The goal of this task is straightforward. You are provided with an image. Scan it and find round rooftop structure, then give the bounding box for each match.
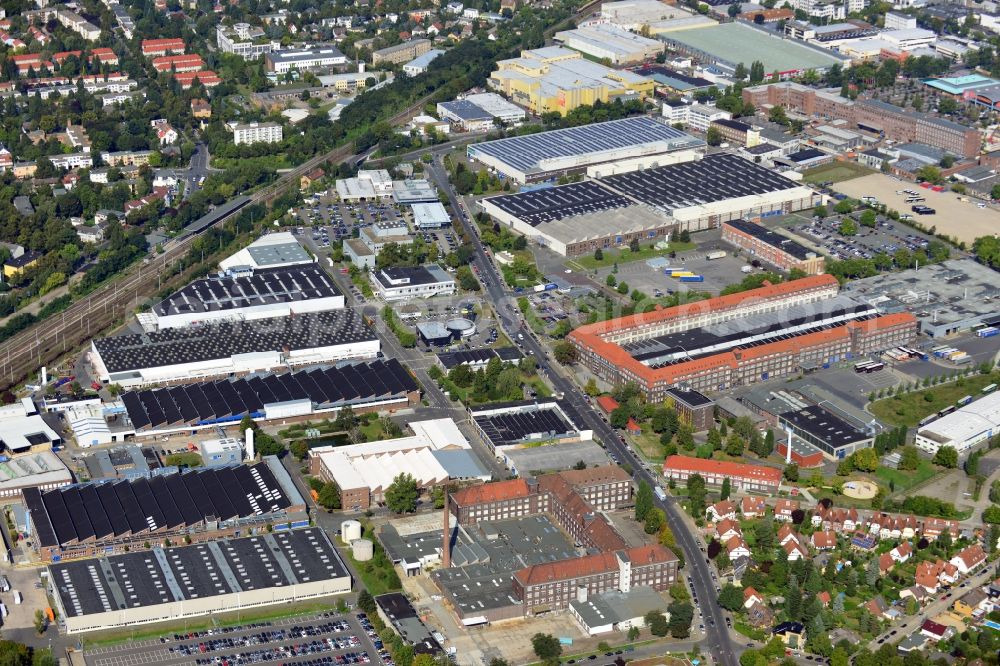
[446,318,476,338]
[341,519,362,544]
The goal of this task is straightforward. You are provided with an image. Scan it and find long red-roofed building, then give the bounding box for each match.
[152,54,204,73]
[173,70,221,88]
[568,275,916,399]
[663,455,782,494]
[142,38,186,56]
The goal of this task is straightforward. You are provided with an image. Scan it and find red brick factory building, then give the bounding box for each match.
[568,274,917,400]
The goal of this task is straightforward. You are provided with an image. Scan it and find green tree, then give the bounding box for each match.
[899,445,920,471]
[627,626,640,641]
[531,634,562,664]
[717,584,743,611]
[358,589,376,615]
[720,477,731,500]
[839,218,858,236]
[667,601,694,637]
[706,126,723,146]
[933,445,958,468]
[646,609,670,636]
[553,341,578,365]
[784,463,799,482]
[982,504,1000,524]
[593,247,603,261]
[687,473,707,517]
[644,508,665,534]
[860,209,877,227]
[814,205,828,218]
[318,481,341,511]
[385,473,419,514]
[33,609,47,634]
[850,448,879,472]
[635,480,654,522]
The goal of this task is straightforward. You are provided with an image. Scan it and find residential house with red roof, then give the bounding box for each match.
[726,536,751,561]
[890,542,912,563]
[811,531,837,550]
[950,544,986,575]
[708,500,737,523]
[715,519,742,543]
[811,506,858,532]
[743,587,764,609]
[783,539,808,561]
[878,552,895,575]
[741,496,767,519]
[774,499,800,522]
[817,591,831,607]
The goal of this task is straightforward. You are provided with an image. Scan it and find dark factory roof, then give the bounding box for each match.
[483,181,631,227]
[473,403,579,447]
[49,528,348,617]
[781,405,869,448]
[724,219,815,261]
[152,265,341,319]
[119,358,417,431]
[601,153,803,211]
[24,460,295,549]
[94,309,375,373]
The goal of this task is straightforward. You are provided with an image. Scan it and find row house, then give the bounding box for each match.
[866,512,918,540]
[142,38,186,57]
[950,544,986,576]
[914,559,959,593]
[811,506,859,532]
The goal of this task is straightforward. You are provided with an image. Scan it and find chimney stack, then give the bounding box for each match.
[442,492,451,569]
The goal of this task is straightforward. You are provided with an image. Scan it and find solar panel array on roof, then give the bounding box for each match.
[475,406,577,447]
[602,153,801,211]
[94,309,375,374]
[120,358,416,431]
[623,298,877,367]
[781,405,868,448]
[436,347,525,370]
[24,461,294,549]
[153,265,341,318]
[484,182,631,227]
[49,527,348,618]
[469,117,703,175]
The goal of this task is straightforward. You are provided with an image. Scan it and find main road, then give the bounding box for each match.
[427,156,740,666]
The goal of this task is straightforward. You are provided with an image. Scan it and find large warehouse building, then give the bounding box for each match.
[25,456,306,561]
[470,398,593,455]
[119,358,419,436]
[479,153,823,257]
[467,116,703,184]
[51,527,351,633]
[91,309,379,387]
[308,418,490,510]
[915,391,1000,456]
[488,47,654,117]
[568,275,918,398]
[553,23,664,65]
[147,264,344,331]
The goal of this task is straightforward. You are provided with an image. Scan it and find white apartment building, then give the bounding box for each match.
[50,153,93,170]
[370,265,456,301]
[231,122,283,145]
[884,11,917,30]
[57,9,101,40]
[216,23,275,59]
[662,101,732,132]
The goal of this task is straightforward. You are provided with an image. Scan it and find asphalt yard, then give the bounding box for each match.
[84,612,383,666]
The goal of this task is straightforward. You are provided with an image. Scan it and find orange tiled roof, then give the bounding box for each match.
[664,455,782,482]
[514,544,676,587]
[451,478,530,506]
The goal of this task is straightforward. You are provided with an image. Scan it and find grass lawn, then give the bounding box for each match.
[734,621,767,642]
[875,459,938,492]
[351,271,374,298]
[633,431,666,464]
[802,162,875,184]
[868,373,998,427]
[359,418,395,442]
[340,544,400,596]
[569,242,696,270]
[810,486,880,509]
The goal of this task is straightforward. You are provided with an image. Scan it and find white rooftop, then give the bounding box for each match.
[0,450,72,492]
[219,232,313,271]
[917,390,1000,446]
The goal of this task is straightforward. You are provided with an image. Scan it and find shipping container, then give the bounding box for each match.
[670,270,694,278]
[679,275,704,282]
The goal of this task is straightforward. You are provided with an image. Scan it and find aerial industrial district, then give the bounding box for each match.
[4,1,1000,666]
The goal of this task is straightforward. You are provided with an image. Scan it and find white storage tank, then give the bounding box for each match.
[341,519,362,544]
[352,538,374,561]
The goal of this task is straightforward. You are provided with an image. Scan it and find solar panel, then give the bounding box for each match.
[201,382,230,418]
[244,376,275,405]
[184,384,215,421]
[63,488,96,542]
[97,482,130,536]
[201,469,238,520]
[113,481,148,534]
[165,472,202,525]
[216,466,253,516]
[167,386,200,422]
[79,485,114,541]
[148,475,183,528]
[215,380,247,415]
[180,472,212,519]
[42,488,77,545]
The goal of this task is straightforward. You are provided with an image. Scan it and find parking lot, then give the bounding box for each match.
[84,612,385,666]
[833,173,1000,245]
[593,243,757,298]
[772,212,941,263]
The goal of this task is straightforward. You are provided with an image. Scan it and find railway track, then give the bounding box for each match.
[0,97,430,391]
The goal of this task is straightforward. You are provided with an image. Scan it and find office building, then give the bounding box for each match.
[231,122,283,145]
[265,47,348,73]
[662,101,732,132]
[488,47,654,116]
[437,93,526,130]
[402,49,444,76]
[777,405,873,460]
[370,265,456,301]
[721,219,825,275]
[410,202,451,229]
[216,23,275,59]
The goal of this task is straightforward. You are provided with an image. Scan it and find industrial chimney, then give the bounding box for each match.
[442,493,451,569]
